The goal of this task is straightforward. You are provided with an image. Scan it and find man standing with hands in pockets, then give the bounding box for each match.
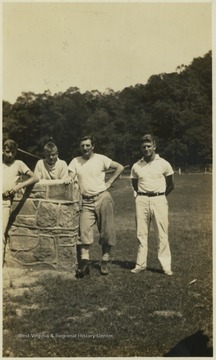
[67,135,124,277]
[130,134,174,275]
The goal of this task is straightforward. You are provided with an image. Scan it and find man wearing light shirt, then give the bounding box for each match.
[68,135,124,277]
[130,134,174,275]
[34,142,68,181]
[3,139,39,245]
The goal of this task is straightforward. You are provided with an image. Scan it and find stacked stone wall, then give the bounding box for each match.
[5,181,80,273]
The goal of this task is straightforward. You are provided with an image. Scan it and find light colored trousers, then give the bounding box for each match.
[135,195,172,272]
[3,199,11,243]
[79,191,116,260]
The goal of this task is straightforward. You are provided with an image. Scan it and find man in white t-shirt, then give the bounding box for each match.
[68,135,124,277]
[130,134,174,275]
[34,142,68,181]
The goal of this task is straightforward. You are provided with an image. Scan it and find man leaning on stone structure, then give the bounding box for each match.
[34,142,69,181]
[2,139,39,245]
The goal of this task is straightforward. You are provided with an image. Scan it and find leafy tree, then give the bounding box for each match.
[3,51,212,169]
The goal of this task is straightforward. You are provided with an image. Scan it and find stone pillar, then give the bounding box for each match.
[5,181,80,273]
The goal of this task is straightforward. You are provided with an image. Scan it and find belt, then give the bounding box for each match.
[82,191,105,200]
[137,191,165,197]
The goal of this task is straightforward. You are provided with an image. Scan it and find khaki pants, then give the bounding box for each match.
[80,191,116,247]
[135,195,172,272]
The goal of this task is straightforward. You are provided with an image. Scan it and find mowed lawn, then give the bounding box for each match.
[3,174,212,357]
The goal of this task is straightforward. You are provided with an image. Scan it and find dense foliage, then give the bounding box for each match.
[3,51,212,169]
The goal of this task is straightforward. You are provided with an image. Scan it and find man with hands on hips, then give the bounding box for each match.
[67,135,124,277]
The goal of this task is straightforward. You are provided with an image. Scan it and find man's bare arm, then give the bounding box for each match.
[131,178,138,193]
[105,161,124,189]
[7,170,39,196]
[165,174,174,196]
[64,170,76,184]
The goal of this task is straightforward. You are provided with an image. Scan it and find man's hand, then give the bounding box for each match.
[3,185,20,197]
[64,176,73,185]
[3,190,10,197]
[8,189,16,196]
[106,161,124,188]
[9,184,22,195]
[105,180,112,190]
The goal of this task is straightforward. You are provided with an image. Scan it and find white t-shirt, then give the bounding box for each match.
[3,160,30,194]
[131,154,174,193]
[34,158,68,181]
[68,153,112,196]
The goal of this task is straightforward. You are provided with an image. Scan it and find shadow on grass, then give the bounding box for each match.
[90,259,135,270]
[90,260,165,275]
[109,259,135,269]
[89,259,166,272]
[112,261,165,274]
[164,330,213,357]
[147,267,164,275]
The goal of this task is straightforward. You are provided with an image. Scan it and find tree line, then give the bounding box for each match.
[3,51,212,170]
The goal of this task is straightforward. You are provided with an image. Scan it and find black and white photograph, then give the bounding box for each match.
[2,1,213,357]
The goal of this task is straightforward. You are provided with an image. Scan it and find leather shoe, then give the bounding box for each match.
[100,260,109,275]
[130,266,146,274]
[76,259,90,278]
[164,270,173,276]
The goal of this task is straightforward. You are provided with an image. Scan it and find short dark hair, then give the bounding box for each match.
[141,134,156,145]
[3,139,18,152]
[43,142,58,153]
[80,135,96,146]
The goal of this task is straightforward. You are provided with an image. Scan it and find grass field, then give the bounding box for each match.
[3,174,212,357]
